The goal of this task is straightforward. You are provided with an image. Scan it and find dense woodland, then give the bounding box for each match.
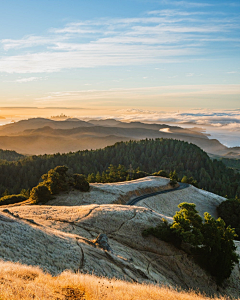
[0,149,24,161]
[0,138,239,198]
[221,158,240,172]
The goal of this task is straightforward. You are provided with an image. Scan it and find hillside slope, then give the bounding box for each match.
[0,178,239,297]
[47,176,171,206]
[47,176,225,219]
[135,183,226,219]
[0,203,239,298]
[0,260,232,300]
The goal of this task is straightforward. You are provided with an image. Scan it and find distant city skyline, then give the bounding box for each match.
[0,0,239,110]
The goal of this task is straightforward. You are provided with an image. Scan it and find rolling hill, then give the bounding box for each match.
[0,117,238,157]
[0,177,239,298]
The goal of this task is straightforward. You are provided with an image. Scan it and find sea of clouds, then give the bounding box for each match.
[113,109,240,147]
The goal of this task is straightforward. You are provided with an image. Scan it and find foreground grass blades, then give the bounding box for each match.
[0,261,229,300]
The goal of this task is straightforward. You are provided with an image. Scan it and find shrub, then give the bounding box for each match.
[169,170,178,186]
[0,194,28,206]
[20,188,30,198]
[142,218,182,247]
[133,170,148,179]
[42,166,69,194]
[143,202,239,285]
[71,174,90,192]
[152,170,169,178]
[181,176,198,187]
[30,184,51,204]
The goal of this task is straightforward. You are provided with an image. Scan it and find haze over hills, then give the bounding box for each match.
[0,117,238,157]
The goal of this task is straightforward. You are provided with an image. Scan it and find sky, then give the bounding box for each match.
[0,0,239,109]
[0,0,240,146]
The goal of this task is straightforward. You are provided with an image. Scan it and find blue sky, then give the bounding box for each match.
[0,0,239,110]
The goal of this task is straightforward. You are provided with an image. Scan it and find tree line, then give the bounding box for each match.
[0,138,239,198]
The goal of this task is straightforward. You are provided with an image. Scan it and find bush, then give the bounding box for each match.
[217,198,240,240]
[181,176,198,187]
[143,202,239,285]
[42,166,69,194]
[142,218,182,247]
[169,170,178,186]
[30,184,51,204]
[133,170,148,179]
[71,174,90,192]
[0,194,28,205]
[152,170,169,177]
[200,212,238,284]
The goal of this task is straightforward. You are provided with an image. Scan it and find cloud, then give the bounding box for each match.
[3,76,44,83]
[158,1,213,8]
[1,35,68,51]
[0,7,238,73]
[35,84,240,103]
[15,77,42,83]
[172,1,213,8]
[113,108,240,135]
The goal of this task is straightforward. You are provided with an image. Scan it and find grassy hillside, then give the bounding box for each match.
[0,138,239,198]
[0,260,229,300]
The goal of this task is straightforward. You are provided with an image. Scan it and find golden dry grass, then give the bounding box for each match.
[0,260,229,300]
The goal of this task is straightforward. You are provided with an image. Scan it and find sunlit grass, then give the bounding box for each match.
[0,260,228,300]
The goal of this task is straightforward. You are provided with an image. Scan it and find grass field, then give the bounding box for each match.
[0,260,229,300]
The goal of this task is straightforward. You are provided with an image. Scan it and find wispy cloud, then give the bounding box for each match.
[15,77,42,83]
[4,76,43,83]
[35,84,240,103]
[159,1,213,8]
[0,6,238,74]
[1,35,68,51]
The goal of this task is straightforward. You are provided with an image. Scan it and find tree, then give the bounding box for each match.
[71,174,90,192]
[152,170,169,177]
[20,188,30,198]
[143,202,239,284]
[0,194,28,205]
[181,176,198,187]
[2,189,9,197]
[169,170,178,186]
[42,166,69,194]
[201,213,238,284]
[87,173,96,183]
[30,184,51,204]
[171,203,203,246]
[217,198,240,240]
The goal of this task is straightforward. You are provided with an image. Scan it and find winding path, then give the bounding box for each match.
[127,182,189,206]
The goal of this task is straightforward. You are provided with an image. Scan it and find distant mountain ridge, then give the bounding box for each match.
[0,117,238,157]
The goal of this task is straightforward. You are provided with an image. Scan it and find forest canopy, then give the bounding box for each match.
[0,138,239,198]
